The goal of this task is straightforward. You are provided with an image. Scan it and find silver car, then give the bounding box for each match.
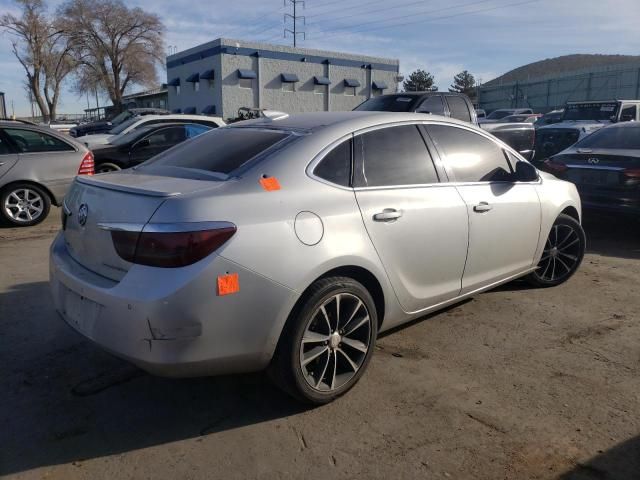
[49,112,585,404]
[1,120,93,226]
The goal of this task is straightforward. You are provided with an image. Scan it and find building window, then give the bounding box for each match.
[239,78,253,89]
[209,80,215,90]
[282,81,295,92]
[345,86,356,96]
[194,81,200,92]
[315,84,328,95]
[176,85,181,95]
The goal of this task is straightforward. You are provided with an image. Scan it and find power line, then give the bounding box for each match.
[217,4,286,40]
[314,0,544,39]
[305,0,390,19]
[284,0,306,47]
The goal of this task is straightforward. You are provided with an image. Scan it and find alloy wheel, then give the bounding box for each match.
[3,188,45,223]
[299,293,372,392]
[537,224,581,282]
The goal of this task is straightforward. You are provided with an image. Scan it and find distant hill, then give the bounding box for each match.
[485,54,640,86]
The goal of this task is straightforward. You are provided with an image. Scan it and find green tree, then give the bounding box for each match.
[449,70,476,100]
[402,69,437,92]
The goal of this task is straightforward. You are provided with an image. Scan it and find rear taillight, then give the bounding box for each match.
[78,151,94,175]
[543,158,568,175]
[623,168,640,179]
[111,227,236,267]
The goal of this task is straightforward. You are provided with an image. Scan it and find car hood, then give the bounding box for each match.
[539,121,609,132]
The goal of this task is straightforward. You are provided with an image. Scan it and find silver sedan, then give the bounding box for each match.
[49,112,585,404]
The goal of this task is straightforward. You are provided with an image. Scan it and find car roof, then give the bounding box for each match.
[231,111,476,133]
[132,114,223,123]
[0,120,88,150]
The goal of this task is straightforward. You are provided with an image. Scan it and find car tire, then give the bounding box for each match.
[95,162,121,174]
[0,183,51,227]
[526,213,585,288]
[269,276,378,404]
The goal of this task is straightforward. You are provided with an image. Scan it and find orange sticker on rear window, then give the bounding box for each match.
[260,176,281,191]
[217,273,239,296]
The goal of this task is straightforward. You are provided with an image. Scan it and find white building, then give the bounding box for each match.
[166,38,400,119]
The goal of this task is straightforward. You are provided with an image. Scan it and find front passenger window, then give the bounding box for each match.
[427,125,512,182]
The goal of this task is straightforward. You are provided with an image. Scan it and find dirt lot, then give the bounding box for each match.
[1,208,638,480]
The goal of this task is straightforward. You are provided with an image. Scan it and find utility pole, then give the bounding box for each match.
[284,0,305,47]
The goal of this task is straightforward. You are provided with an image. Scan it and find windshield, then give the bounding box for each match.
[354,96,418,112]
[486,110,513,120]
[109,111,133,125]
[562,103,618,121]
[503,115,527,123]
[141,128,290,175]
[109,116,140,135]
[110,125,156,146]
[573,125,640,150]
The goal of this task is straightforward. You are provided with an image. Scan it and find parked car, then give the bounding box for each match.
[479,108,534,124]
[92,123,213,173]
[0,120,93,226]
[475,108,487,119]
[44,121,78,135]
[69,108,169,138]
[77,114,225,148]
[541,122,640,215]
[501,114,542,124]
[534,109,564,127]
[534,100,640,160]
[354,92,478,124]
[51,111,585,404]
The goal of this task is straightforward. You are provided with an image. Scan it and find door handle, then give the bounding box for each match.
[473,202,492,213]
[373,209,403,222]
[0,162,5,167]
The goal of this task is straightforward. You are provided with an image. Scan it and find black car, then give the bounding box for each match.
[542,122,640,215]
[92,122,211,173]
[70,108,169,138]
[354,91,478,124]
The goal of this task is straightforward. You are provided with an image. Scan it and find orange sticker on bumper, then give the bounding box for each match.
[260,176,281,191]
[217,273,240,295]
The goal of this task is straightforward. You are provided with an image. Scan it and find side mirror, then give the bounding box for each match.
[610,115,618,123]
[514,161,538,182]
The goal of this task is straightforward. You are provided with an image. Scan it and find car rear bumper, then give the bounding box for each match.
[49,232,299,377]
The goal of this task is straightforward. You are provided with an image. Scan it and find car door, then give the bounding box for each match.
[353,123,469,313]
[426,123,541,294]
[128,125,187,165]
[0,130,19,180]
[444,95,473,124]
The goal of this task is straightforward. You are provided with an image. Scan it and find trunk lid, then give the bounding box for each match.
[62,171,222,281]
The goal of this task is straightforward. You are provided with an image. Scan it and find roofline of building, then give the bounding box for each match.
[167,38,399,73]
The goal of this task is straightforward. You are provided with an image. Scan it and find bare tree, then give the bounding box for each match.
[0,0,50,120]
[58,0,165,112]
[42,28,76,121]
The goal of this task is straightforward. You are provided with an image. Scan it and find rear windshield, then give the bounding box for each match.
[354,96,418,112]
[563,103,618,121]
[142,127,289,174]
[573,125,640,150]
[109,117,139,135]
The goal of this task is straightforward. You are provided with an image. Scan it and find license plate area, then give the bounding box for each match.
[568,169,619,186]
[63,286,102,336]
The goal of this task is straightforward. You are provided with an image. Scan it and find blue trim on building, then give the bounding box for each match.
[281,73,299,83]
[167,44,399,73]
[202,105,216,114]
[171,108,182,113]
[184,106,197,114]
[314,76,331,85]
[372,80,388,90]
[168,77,180,86]
[200,69,215,80]
[344,78,361,87]
[185,73,200,82]
[238,69,257,79]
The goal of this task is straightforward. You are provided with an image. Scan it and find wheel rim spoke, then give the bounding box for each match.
[300,292,371,393]
[536,222,582,282]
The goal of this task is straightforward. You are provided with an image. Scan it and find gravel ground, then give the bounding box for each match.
[1,208,638,480]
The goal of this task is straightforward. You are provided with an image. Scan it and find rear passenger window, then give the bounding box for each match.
[427,125,512,182]
[445,96,472,123]
[4,128,74,153]
[353,125,439,187]
[314,139,351,187]
[0,135,12,154]
[416,96,445,115]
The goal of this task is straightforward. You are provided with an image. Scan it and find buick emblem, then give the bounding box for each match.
[587,158,600,164]
[77,204,88,226]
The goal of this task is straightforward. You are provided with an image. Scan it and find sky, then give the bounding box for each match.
[1,0,640,117]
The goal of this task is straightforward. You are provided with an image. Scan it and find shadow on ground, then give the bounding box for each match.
[0,281,309,476]
[582,210,640,260]
[560,435,640,480]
